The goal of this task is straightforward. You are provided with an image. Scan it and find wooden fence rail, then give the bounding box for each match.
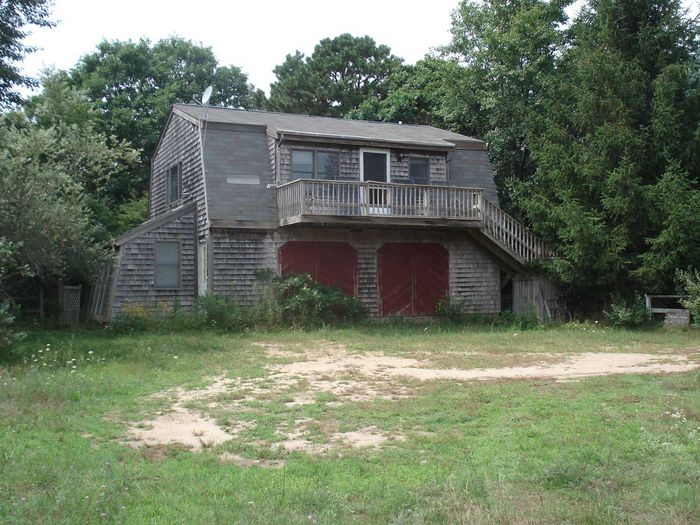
[277,179,554,265]
[481,197,554,263]
[277,179,482,222]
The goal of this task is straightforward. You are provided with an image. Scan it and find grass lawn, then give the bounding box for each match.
[1,324,699,524]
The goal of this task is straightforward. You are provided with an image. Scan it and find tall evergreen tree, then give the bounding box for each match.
[268,34,403,117]
[514,0,700,303]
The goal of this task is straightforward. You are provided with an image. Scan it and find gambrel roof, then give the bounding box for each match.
[173,104,485,150]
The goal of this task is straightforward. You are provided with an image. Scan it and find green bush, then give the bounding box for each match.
[108,275,366,333]
[194,294,240,330]
[605,294,648,328]
[677,269,700,324]
[0,300,24,349]
[272,274,366,328]
[435,295,465,323]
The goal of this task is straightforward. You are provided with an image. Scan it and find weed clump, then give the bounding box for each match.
[109,274,366,333]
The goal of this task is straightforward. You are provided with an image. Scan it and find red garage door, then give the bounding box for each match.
[279,241,357,296]
[378,243,448,315]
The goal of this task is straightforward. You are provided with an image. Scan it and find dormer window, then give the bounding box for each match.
[166,163,182,203]
[292,149,340,180]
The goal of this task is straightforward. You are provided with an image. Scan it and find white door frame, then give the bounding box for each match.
[359,148,391,182]
[360,148,391,214]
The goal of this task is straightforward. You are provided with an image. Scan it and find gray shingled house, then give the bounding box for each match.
[104,104,555,320]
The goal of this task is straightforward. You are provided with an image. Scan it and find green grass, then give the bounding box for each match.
[1,324,699,524]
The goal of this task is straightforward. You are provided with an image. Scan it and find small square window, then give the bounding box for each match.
[166,163,182,203]
[291,150,314,179]
[292,149,341,180]
[409,158,430,185]
[316,152,340,180]
[155,241,180,289]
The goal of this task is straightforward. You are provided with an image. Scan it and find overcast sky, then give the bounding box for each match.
[20,0,700,98]
[21,0,460,95]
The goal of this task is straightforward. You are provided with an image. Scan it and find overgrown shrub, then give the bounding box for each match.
[496,309,539,330]
[604,294,648,328]
[108,275,366,333]
[435,295,465,323]
[194,294,240,331]
[272,274,366,327]
[0,300,24,349]
[677,269,700,324]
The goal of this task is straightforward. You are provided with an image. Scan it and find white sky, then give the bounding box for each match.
[21,0,460,95]
[19,0,700,98]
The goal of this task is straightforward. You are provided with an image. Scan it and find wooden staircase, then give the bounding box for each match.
[479,197,554,266]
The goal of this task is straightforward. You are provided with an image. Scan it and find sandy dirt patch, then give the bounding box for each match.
[123,342,698,454]
[384,352,699,381]
[263,344,699,384]
[125,375,248,451]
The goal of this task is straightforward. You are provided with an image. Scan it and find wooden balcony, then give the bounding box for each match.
[277,179,484,228]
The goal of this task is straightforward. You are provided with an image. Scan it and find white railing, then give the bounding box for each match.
[277,179,483,222]
[481,197,554,263]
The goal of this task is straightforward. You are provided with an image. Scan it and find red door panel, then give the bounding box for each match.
[413,244,449,315]
[379,243,448,316]
[378,244,414,315]
[279,241,357,296]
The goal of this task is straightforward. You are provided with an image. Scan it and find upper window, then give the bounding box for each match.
[409,157,430,185]
[166,163,182,203]
[292,150,340,180]
[155,241,181,289]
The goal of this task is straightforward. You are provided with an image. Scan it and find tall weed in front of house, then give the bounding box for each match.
[435,294,539,329]
[271,274,366,328]
[108,274,366,333]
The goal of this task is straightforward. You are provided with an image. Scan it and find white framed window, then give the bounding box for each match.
[166,163,182,203]
[155,241,181,289]
[291,149,340,180]
[360,149,390,183]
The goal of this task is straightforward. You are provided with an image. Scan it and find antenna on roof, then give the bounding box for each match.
[201,85,213,106]
[196,85,214,153]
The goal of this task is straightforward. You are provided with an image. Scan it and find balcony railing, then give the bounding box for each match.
[277,179,483,225]
[276,178,554,265]
[481,198,555,263]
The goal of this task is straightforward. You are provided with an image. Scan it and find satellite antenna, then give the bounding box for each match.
[199,85,214,151]
[201,85,213,106]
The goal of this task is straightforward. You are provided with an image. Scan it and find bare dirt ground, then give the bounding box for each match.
[124,341,700,463]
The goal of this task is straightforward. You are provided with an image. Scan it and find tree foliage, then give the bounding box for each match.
[70,36,265,200]
[446,0,571,209]
[0,0,54,108]
[512,0,700,303]
[0,72,142,299]
[268,34,403,117]
[0,124,104,290]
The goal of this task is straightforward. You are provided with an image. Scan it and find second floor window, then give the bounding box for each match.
[292,150,340,180]
[409,157,430,185]
[166,163,182,203]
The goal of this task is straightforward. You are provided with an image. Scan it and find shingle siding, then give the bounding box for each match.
[150,114,208,238]
[112,208,197,318]
[203,127,278,224]
[447,149,499,204]
[210,227,500,316]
